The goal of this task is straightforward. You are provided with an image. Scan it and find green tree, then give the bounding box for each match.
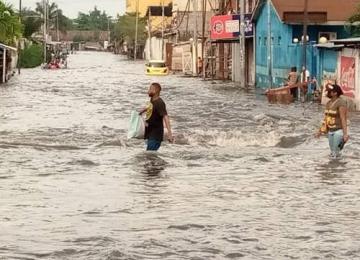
[348,4,360,36]
[74,6,110,31]
[114,12,146,46]
[35,1,72,32]
[20,44,43,68]
[21,8,42,39]
[56,9,73,32]
[0,1,22,45]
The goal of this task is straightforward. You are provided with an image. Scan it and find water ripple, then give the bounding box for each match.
[1,52,359,259]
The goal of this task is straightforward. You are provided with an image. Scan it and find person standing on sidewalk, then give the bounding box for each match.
[316,84,349,159]
[140,83,174,151]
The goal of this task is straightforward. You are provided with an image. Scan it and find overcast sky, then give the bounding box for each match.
[5,0,126,18]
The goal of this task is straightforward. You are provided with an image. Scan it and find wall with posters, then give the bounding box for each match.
[339,55,356,98]
[338,48,360,110]
[317,48,338,103]
[209,14,254,82]
[210,14,253,40]
[320,48,360,111]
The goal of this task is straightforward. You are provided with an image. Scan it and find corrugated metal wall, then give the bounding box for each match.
[172,44,185,71]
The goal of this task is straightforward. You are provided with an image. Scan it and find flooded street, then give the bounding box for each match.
[1,52,360,259]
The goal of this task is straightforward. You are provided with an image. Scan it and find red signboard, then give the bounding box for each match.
[340,56,356,98]
[210,14,253,40]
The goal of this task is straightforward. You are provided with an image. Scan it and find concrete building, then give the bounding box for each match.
[207,0,257,82]
[252,0,358,89]
[166,0,257,80]
[126,0,172,17]
[126,0,172,61]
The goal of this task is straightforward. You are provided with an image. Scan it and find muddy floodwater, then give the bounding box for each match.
[1,52,360,259]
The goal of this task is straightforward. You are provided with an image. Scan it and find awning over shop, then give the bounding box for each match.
[314,43,344,49]
[331,37,360,46]
[330,37,360,44]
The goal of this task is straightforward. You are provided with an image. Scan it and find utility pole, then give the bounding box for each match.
[17,0,22,74]
[2,49,6,83]
[298,0,308,100]
[302,0,309,100]
[134,0,139,60]
[267,0,272,88]
[147,8,152,60]
[239,0,246,88]
[193,0,198,76]
[43,0,47,64]
[201,0,206,79]
[107,16,111,44]
[56,8,59,42]
[161,0,165,60]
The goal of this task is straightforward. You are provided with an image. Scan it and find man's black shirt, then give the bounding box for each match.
[145,97,167,141]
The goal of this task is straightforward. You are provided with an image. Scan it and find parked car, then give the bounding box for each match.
[145,60,168,76]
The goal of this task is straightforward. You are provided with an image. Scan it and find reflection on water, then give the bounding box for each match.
[316,160,350,182]
[134,152,168,177]
[0,52,360,259]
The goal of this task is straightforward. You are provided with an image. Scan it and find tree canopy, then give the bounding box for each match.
[348,4,360,36]
[0,1,22,45]
[21,8,42,38]
[114,12,146,45]
[21,2,72,40]
[35,1,72,32]
[74,7,110,31]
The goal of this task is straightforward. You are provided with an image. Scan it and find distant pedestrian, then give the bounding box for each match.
[301,66,310,83]
[285,66,299,99]
[286,67,298,85]
[316,84,349,159]
[140,83,174,151]
[198,57,203,76]
[309,77,319,101]
[300,66,310,101]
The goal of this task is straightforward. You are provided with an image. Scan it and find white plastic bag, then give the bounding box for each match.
[127,111,145,139]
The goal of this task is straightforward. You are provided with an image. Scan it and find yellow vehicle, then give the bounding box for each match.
[145,60,168,76]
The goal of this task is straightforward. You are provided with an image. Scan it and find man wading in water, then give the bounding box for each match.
[316,84,350,159]
[140,83,174,151]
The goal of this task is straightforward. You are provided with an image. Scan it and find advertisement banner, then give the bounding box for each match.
[340,56,356,98]
[210,14,253,40]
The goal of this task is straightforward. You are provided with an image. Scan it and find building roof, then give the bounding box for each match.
[273,0,359,23]
[253,0,359,24]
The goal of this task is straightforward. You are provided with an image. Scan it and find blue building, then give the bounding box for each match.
[252,0,358,89]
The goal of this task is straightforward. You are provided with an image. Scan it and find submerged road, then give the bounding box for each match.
[1,52,360,259]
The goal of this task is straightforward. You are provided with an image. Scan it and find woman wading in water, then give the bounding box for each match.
[316,84,350,159]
